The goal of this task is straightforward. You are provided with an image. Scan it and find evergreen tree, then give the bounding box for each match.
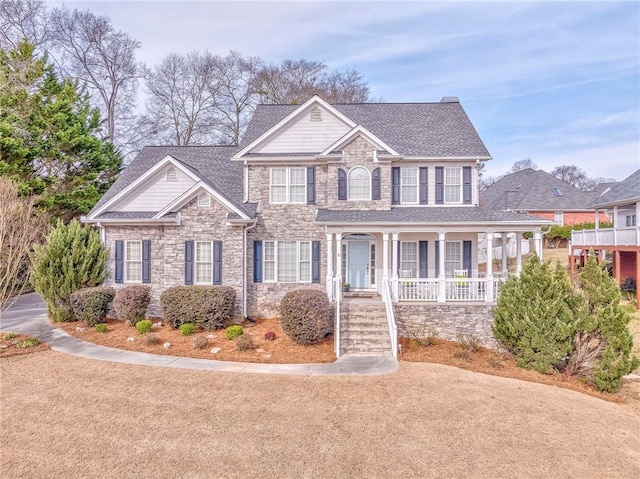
[0,41,121,221]
[573,254,639,393]
[493,255,580,373]
[30,219,107,322]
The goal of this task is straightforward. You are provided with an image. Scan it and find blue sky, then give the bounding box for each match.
[54,1,640,181]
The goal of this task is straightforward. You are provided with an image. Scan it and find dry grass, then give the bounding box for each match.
[0,332,50,358]
[1,351,639,479]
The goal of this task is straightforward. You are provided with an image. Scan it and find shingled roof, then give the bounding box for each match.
[588,169,640,208]
[480,168,599,211]
[241,100,491,158]
[89,146,257,218]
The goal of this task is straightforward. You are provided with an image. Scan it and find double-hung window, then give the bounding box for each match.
[125,241,142,283]
[264,241,312,282]
[445,241,462,277]
[444,167,462,203]
[626,215,637,227]
[400,241,418,278]
[270,167,306,204]
[348,167,371,200]
[195,241,213,284]
[401,168,419,204]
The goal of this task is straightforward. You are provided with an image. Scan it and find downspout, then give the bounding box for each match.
[243,219,258,319]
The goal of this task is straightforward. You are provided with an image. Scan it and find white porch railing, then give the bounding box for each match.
[397,277,503,302]
[571,226,640,247]
[382,279,398,358]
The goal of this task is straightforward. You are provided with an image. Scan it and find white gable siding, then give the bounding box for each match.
[114,166,197,212]
[255,107,350,153]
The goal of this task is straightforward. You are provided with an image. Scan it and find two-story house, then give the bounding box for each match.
[83,96,549,357]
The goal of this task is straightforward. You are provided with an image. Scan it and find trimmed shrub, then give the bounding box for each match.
[225,325,244,340]
[114,286,150,325]
[179,323,195,336]
[71,287,115,326]
[30,220,107,322]
[95,324,108,333]
[143,333,160,346]
[264,331,277,341]
[493,255,581,373]
[136,320,153,334]
[193,336,209,350]
[279,289,333,345]
[236,335,256,351]
[160,286,236,330]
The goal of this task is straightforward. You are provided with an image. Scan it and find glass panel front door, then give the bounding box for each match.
[348,241,370,289]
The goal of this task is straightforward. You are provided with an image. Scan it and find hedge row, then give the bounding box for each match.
[160,285,236,330]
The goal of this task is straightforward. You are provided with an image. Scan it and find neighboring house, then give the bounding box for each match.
[480,168,610,226]
[570,169,640,309]
[83,95,549,356]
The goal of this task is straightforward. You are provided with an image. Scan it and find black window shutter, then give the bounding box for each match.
[419,241,428,278]
[253,240,263,283]
[307,166,316,205]
[142,240,151,284]
[312,241,320,283]
[463,240,472,277]
[392,167,400,205]
[372,167,381,200]
[435,240,440,276]
[338,168,347,200]
[115,240,124,283]
[213,241,222,284]
[435,167,444,204]
[419,167,428,204]
[185,240,194,285]
[463,166,472,204]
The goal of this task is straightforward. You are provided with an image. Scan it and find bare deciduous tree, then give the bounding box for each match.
[0,0,49,50]
[144,51,221,146]
[510,158,537,173]
[48,6,144,152]
[0,178,46,313]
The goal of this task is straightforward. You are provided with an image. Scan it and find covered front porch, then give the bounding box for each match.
[323,227,543,304]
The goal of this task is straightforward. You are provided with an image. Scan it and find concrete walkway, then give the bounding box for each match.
[0,293,398,376]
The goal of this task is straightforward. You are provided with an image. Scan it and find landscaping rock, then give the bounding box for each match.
[163,342,171,349]
[127,337,134,342]
[210,347,221,354]
[152,322,162,329]
[262,354,272,359]
[256,348,265,353]
[206,334,216,339]
[75,327,85,332]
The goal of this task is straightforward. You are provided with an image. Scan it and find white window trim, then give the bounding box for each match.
[400,167,419,204]
[194,241,213,285]
[270,167,307,204]
[444,167,463,204]
[347,166,371,201]
[197,193,210,207]
[124,240,142,284]
[554,211,564,226]
[263,240,312,283]
[400,241,418,278]
[445,241,463,277]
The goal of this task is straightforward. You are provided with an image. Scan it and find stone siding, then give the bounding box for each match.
[393,303,498,349]
[103,195,245,319]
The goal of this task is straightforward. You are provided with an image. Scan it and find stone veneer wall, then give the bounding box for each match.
[393,303,498,349]
[103,196,245,318]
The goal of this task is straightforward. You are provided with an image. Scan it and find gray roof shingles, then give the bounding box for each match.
[242,101,491,158]
[316,207,548,224]
[588,169,640,208]
[480,168,600,211]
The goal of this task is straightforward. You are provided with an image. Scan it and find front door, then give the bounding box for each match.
[348,241,370,289]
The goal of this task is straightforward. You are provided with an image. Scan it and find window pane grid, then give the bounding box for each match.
[270,167,306,204]
[278,241,298,282]
[299,242,311,282]
[401,168,418,203]
[444,167,462,203]
[445,241,462,277]
[400,242,417,278]
[125,241,142,283]
[195,241,212,284]
[263,241,312,283]
[264,242,275,282]
[348,167,370,200]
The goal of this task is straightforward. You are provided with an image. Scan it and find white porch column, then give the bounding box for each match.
[382,233,390,284]
[438,231,446,303]
[516,232,522,276]
[613,205,619,246]
[501,232,508,276]
[636,202,640,245]
[486,232,494,303]
[335,233,343,300]
[391,233,399,301]
[325,233,334,300]
[534,231,542,258]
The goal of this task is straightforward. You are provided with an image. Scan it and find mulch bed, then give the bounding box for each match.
[55,316,336,364]
[0,333,50,358]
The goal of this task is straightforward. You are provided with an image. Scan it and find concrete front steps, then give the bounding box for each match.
[340,297,392,357]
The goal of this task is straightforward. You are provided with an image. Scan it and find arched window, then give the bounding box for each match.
[348,167,371,200]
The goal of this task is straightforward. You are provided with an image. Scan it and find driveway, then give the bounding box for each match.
[2,351,639,478]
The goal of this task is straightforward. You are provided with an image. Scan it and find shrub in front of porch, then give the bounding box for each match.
[70,286,115,326]
[279,290,333,345]
[160,286,236,330]
[492,255,581,374]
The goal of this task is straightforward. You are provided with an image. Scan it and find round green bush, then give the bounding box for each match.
[279,289,333,345]
[95,323,108,333]
[225,325,244,340]
[179,323,195,336]
[135,319,153,334]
